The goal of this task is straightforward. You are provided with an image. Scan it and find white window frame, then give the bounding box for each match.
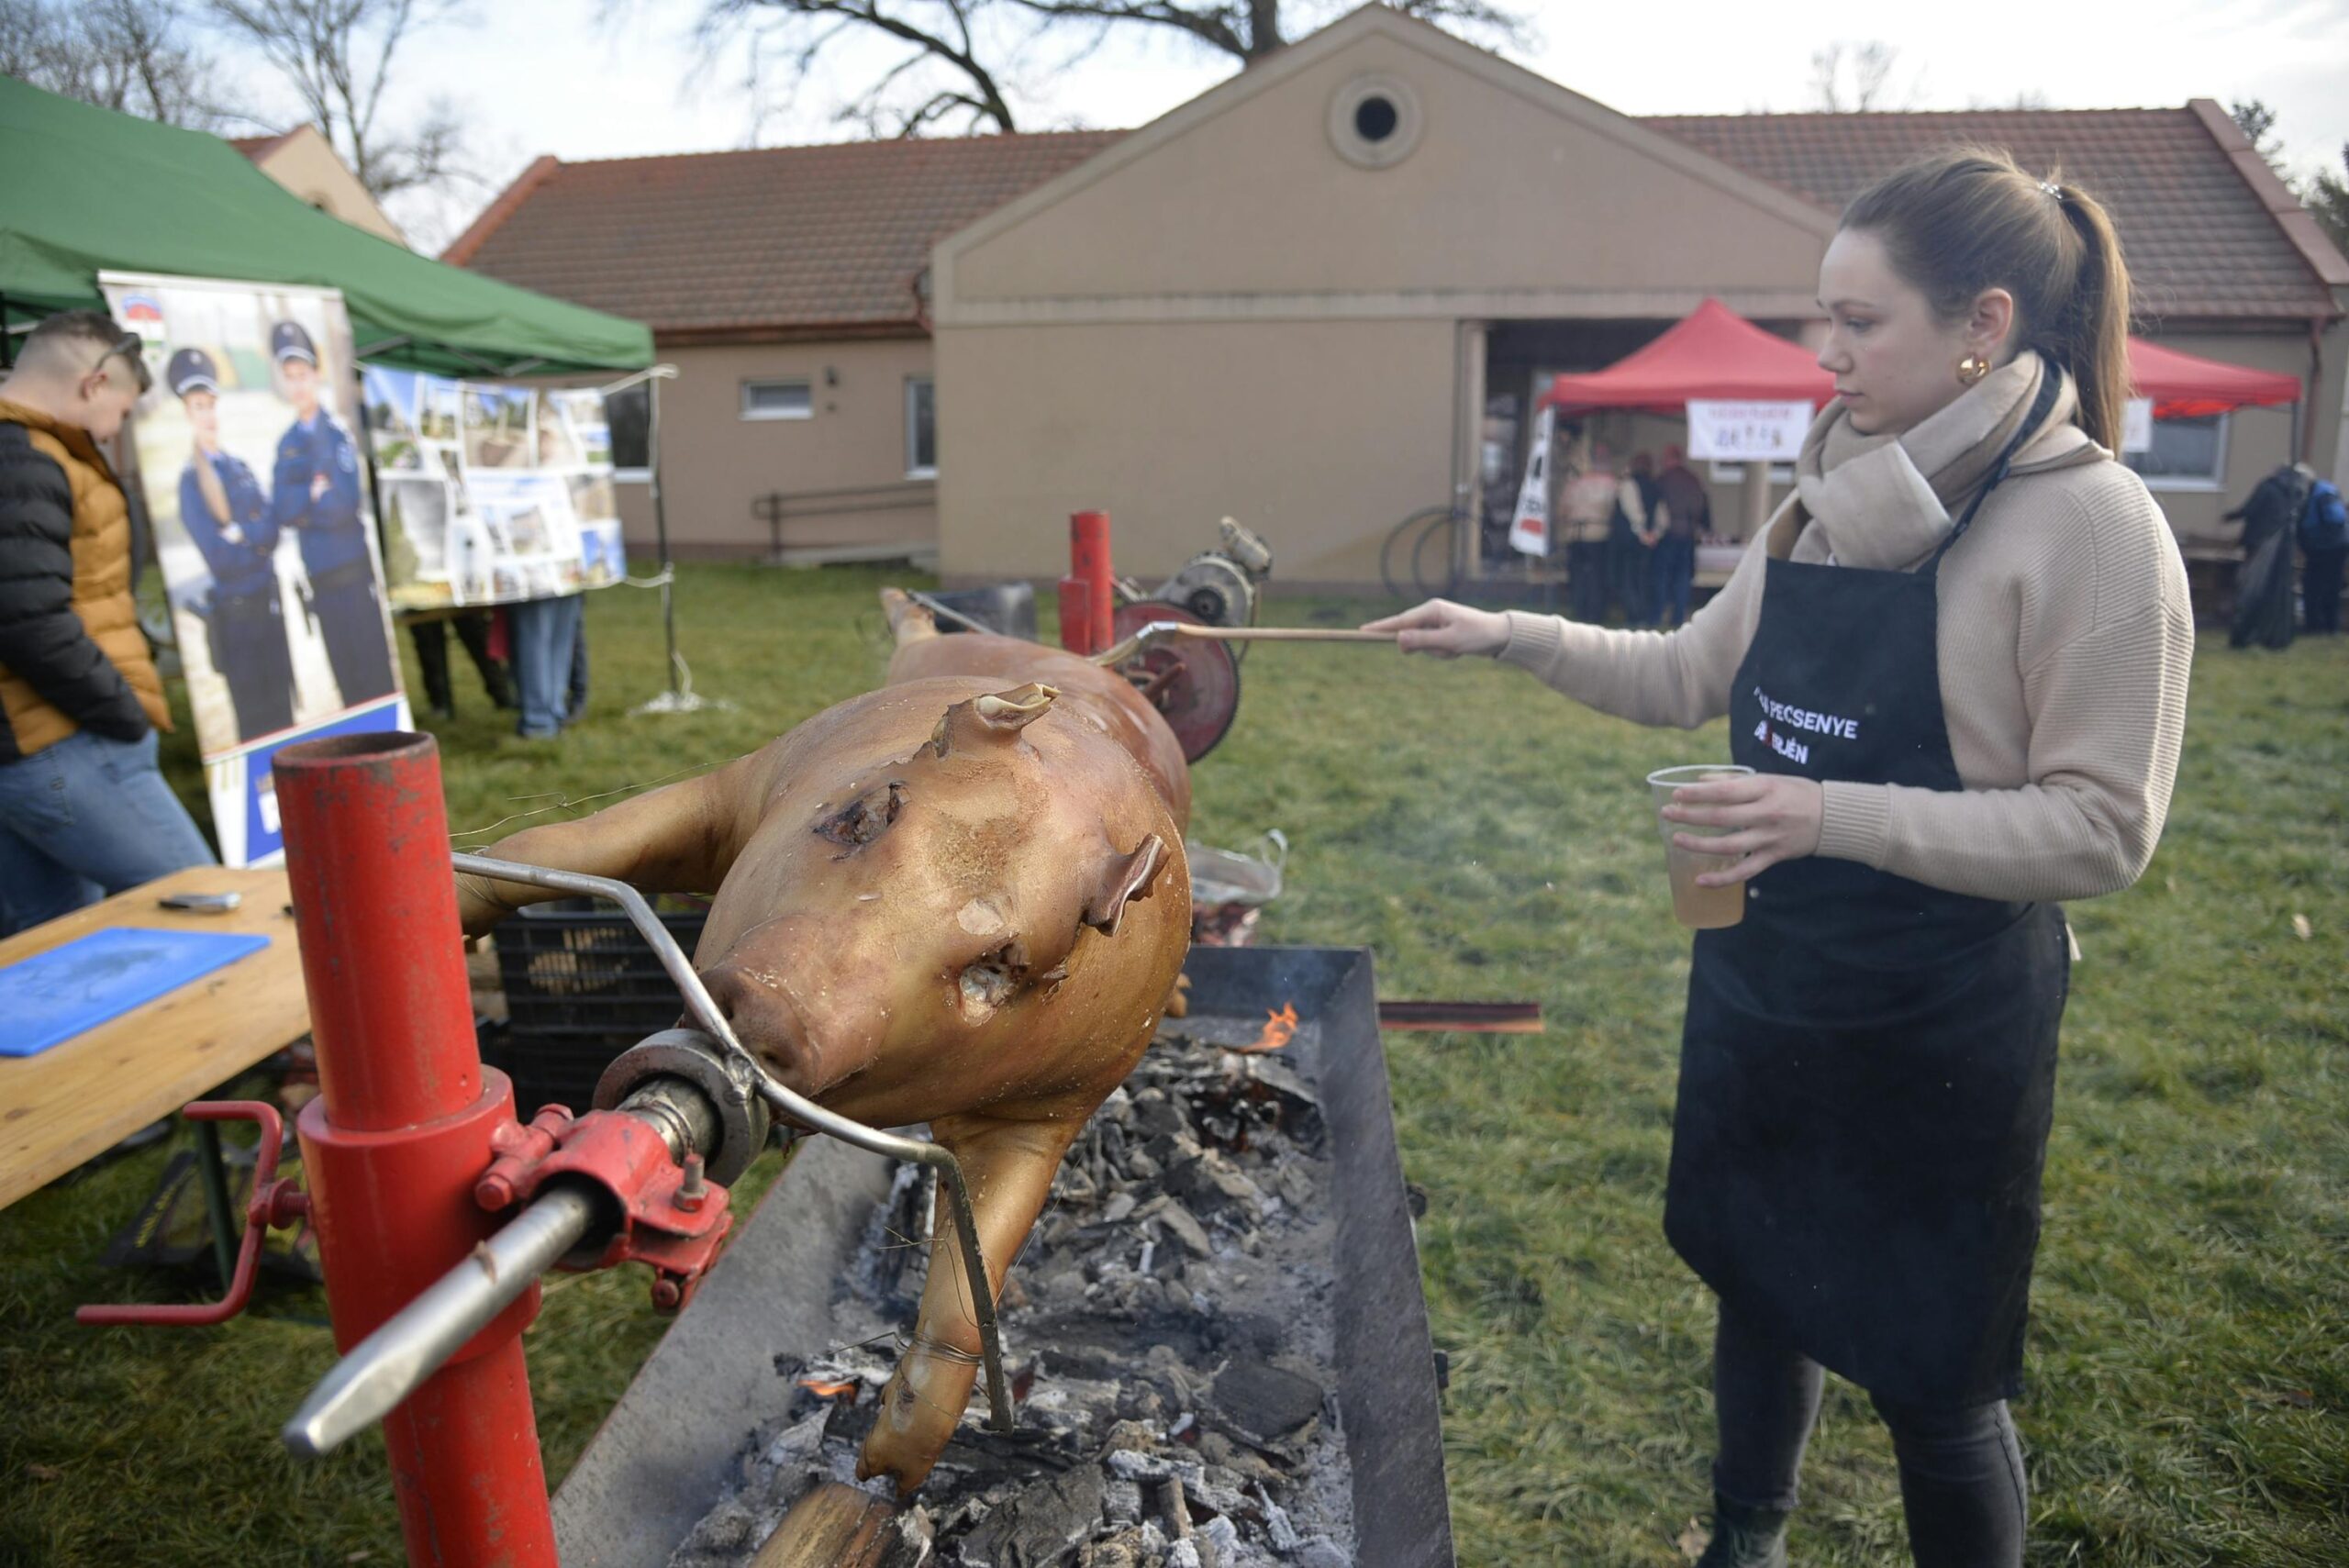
[740,379,814,422]
[2128,411,2230,494]
[905,375,937,479]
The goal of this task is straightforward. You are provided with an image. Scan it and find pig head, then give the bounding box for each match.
[455,591,1191,1494]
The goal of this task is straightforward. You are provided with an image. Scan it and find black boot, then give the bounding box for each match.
[1696,1493,1789,1568]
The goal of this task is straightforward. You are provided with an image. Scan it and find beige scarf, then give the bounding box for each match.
[1776,354,2104,571]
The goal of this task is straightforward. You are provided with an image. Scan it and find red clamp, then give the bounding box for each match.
[473,1105,732,1314]
[77,1101,310,1327]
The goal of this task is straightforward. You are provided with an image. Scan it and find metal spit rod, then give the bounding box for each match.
[445,853,1016,1434]
[904,589,1004,637]
[284,1185,603,1458]
[1091,620,1397,666]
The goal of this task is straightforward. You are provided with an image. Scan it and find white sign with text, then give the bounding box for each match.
[1687,400,1813,462]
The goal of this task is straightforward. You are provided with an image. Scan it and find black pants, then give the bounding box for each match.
[1566,541,1609,622]
[214,591,295,741]
[2305,547,2345,633]
[1711,1296,2026,1568]
[313,575,397,706]
[409,611,512,716]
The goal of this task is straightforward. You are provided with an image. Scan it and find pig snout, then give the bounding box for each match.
[697,961,831,1094]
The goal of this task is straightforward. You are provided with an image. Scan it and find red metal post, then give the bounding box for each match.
[276,731,557,1568]
[1069,509,1114,654]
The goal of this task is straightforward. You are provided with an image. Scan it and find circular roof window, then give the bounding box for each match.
[1328,74,1421,170]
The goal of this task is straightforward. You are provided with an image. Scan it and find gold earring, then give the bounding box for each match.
[1956,354,1992,386]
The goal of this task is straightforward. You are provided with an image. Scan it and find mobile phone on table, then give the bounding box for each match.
[158,890,242,914]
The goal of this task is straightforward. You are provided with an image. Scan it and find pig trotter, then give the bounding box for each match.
[857,1110,1092,1496]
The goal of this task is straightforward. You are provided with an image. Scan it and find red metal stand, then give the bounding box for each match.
[1061,509,1115,654]
[276,731,559,1568]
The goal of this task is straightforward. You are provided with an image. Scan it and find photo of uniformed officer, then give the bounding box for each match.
[270,319,397,706]
[169,348,296,741]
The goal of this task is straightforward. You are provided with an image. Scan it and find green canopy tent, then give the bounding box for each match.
[0,75,650,375]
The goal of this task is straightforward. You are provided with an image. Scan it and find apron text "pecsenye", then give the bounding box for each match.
[1750,684,1862,766]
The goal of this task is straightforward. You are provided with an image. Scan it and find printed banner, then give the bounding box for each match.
[1510,403,1556,557]
[103,272,410,867]
[1687,399,1812,462]
[362,368,626,610]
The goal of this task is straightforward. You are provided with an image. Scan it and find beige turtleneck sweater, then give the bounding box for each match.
[1498,359,2194,904]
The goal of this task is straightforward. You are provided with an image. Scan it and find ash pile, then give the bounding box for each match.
[668,1011,1356,1568]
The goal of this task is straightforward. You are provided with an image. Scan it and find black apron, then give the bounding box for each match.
[1664,377,2071,1408]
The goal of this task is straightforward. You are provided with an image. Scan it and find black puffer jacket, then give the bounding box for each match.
[0,406,161,762]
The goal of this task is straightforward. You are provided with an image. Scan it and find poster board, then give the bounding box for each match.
[362,368,627,610]
[104,272,410,867]
[1686,400,1812,463]
[2121,396,2154,455]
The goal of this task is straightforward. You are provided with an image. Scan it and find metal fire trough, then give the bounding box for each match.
[553,945,1454,1568]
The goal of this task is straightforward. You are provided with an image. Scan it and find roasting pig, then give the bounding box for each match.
[454,589,1190,1493]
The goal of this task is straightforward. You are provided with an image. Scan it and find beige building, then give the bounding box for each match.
[450,6,2348,594]
[229,127,406,247]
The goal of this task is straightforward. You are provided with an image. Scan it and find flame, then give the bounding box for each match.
[797,1377,859,1400]
[1235,1002,1298,1054]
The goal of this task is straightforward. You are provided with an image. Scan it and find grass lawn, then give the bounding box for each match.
[3,562,2343,1566]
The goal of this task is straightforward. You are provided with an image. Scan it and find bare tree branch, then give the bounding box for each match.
[1808,39,1907,113]
[2,0,230,128]
[204,0,473,204]
[697,0,1533,141]
[703,0,1022,135]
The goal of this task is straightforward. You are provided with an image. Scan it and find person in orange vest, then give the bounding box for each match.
[0,311,216,936]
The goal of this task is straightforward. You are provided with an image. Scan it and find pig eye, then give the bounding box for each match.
[817,781,906,848]
[958,941,1028,1014]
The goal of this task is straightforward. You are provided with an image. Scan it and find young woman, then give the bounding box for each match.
[1366,149,2193,1567]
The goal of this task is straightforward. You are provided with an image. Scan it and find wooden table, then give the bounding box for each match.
[0,866,309,1214]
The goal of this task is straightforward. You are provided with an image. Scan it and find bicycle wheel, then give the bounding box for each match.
[1381,506,1458,600]
[1411,507,1464,599]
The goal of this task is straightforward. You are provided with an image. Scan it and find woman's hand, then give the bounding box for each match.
[1662,773,1825,886]
[1361,599,1510,659]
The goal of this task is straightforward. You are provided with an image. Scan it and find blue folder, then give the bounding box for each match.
[0,928,273,1058]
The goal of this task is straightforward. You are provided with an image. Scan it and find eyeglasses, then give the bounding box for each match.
[92,334,152,396]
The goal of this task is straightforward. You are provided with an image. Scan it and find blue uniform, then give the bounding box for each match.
[271,407,395,706]
[182,450,297,740]
[179,450,281,596]
[270,410,368,576]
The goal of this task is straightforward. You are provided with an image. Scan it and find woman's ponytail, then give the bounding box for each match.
[1842,148,2136,453]
[2046,181,2132,455]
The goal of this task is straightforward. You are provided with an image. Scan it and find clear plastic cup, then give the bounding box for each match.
[1645,764,1756,929]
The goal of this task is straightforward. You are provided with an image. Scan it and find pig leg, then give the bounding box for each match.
[453,757,756,937]
[856,1107,1088,1495]
[878,585,939,646]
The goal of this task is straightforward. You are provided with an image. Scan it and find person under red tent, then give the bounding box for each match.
[1654,444,1711,628]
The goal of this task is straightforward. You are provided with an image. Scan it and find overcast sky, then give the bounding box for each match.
[295,0,2349,253]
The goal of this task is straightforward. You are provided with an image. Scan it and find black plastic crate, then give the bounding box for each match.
[489,898,710,1115]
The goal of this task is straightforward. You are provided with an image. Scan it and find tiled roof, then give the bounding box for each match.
[1643,105,2345,321]
[445,132,1126,339]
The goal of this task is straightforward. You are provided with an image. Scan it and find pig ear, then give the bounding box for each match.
[930,683,1058,755]
[1083,833,1171,937]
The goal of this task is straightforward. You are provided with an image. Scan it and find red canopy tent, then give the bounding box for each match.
[2125,337,2300,419]
[1541,297,1832,413]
